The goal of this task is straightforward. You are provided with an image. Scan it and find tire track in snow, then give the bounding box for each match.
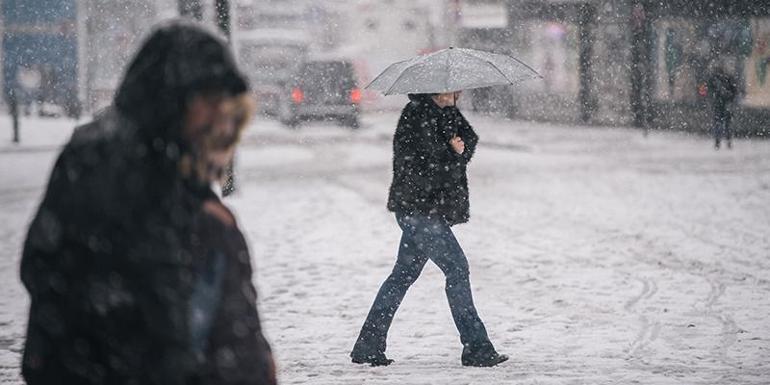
[620,239,749,372]
[623,276,661,360]
[701,276,741,369]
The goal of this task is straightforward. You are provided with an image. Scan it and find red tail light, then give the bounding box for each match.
[350,88,362,104]
[291,88,304,104]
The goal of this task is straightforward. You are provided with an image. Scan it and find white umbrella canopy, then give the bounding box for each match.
[366,47,542,95]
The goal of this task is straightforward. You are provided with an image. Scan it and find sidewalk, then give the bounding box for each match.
[1,112,769,384]
[230,113,770,384]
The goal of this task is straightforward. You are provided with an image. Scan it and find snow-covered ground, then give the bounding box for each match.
[1,112,769,384]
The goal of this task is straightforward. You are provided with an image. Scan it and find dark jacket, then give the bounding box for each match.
[387,94,479,225]
[708,68,738,116]
[20,21,275,385]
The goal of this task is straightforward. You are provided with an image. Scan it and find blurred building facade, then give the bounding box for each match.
[2,0,81,117]
[6,0,766,135]
[78,0,180,112]
[459,0,770,136]
[1,0,235,115]
[1,0,444,115]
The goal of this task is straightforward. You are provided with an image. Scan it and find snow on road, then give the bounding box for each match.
[1,113,769,384]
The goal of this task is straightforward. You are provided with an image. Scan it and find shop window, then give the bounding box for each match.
[744,18,770,107]
[518,20,580,96]
[652,17,770,107]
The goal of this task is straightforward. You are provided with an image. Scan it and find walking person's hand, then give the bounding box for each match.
[449,135,465,154]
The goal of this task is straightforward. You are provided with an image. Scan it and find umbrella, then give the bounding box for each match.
[366,47,542,95]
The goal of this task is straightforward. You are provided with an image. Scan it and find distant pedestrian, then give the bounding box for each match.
[707,64,738,149]
[17,65,41,116]
[20,20,276,385]
[351,92,508,367]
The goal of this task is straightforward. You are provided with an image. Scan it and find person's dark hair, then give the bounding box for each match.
[114,19,249,142]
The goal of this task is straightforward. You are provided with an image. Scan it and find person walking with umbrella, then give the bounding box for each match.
[350,48,540,367]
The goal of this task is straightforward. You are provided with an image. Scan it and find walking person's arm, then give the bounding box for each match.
[445,107,478,163]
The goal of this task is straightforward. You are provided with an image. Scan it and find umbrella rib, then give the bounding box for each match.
[471,49,540,78]
[465,50,542,82]
[445,49,452,92]
[384,63,416,95]
[383,50,446,94]
[365,59,408,90]
[457,50,514,86]
[479,57,516,85]
[506,55,543,79]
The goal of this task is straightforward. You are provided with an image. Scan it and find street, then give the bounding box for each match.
[1,112,769,384]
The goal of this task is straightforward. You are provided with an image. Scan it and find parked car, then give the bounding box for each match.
[234,29,309,117]
[278,59,361,128]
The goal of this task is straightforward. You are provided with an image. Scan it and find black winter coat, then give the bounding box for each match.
[20,21,275,385]
[708,69,738,115]
[387,94,479,225]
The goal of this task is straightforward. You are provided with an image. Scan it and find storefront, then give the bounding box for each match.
[503,1,597,123]
[499,0,770,136]
[647,1,770,135]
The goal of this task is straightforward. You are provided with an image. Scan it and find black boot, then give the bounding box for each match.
[462,352,509,367]
[461,343,508,367]
[351,334,393,366]
[351,351,394,366]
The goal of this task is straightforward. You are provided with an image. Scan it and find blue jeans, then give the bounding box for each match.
[353,212,492,355]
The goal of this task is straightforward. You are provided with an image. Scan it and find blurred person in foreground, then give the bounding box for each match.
[707,62,739,149]
[351,92,508,367]
[20,20,276,385]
